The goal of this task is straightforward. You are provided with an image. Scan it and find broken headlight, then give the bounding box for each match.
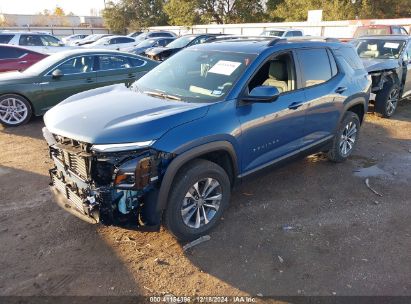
[114,155,157,190]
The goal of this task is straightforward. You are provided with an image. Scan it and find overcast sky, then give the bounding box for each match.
[0,0,106,16]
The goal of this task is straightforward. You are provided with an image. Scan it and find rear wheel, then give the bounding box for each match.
[327,112,360,162]
[0,94,32,127]
[164,159,231,241]
[375,79,400,118]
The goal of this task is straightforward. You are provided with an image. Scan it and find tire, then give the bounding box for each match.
[164,159,231,241]
[374,79,400,118]
[0,94,32,127]
[327,111,360,163]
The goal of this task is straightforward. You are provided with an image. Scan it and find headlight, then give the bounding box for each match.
[114,156,156,189]
[91,140,155,153]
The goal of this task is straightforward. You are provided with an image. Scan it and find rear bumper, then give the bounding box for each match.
[50,186,98,224]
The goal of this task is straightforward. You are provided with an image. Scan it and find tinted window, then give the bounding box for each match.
[0,47,27,59]
[151,32,172,38]
[128,57,145,67]
[285,32,294,37]
[99,55,131,70]
[297,48,332,87]
[293,31,303,37]
[158,38,172,47]
[52,56,94,75]
[116,37,134,44]
[0,34,14,44]
[392,27,401,34]
[19,35,44,46]
[189,36,208,46]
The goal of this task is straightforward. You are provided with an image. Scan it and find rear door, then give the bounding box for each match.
[295,47,342,146]
[95,54,137,87]
[39,55,97,111]
[18,34,44,53]
[402,41,411,97]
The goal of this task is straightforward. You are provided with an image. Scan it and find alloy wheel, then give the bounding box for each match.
[181,178,222,229]
[339,121,357,156]
[0,97,28,125]
[386,88,399,116]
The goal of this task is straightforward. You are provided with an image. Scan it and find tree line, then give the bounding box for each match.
[103,0,411,33]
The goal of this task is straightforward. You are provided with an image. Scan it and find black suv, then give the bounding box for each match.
[44,37,371,240]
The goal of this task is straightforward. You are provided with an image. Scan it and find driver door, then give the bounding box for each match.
[39,55,97,112]
[237,51,307,175]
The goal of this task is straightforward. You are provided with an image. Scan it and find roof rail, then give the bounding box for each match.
[285,36,340,43]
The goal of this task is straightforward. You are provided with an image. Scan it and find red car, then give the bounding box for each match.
[0,44,48,72]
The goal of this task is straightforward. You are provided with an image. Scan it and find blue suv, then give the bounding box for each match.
[43,37,371,240]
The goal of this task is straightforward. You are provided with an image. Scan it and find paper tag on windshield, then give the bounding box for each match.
[208,60,241,76]
[384,42,400,49]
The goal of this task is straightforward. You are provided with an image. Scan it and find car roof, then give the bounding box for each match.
[0,31,51,35]
[191,37,343,54]
[356,35,410,41]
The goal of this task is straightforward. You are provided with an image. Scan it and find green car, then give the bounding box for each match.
[0,49,158,126]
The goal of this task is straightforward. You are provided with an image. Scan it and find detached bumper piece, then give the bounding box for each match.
[50,169,99,224]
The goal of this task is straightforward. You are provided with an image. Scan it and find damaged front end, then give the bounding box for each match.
[43,127,173,229]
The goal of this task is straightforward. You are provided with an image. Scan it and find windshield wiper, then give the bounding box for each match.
[143,90,182,101]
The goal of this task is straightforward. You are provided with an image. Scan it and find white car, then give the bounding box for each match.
[83,35,138,50]
[260,28,304,38]
[62,34,89,45]
[0,32,77,54]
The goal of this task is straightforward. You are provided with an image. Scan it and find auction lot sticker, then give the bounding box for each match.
[208,60,242,76]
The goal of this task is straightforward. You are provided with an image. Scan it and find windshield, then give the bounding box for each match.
[353,39,406,59]
[261,30,285,37]
[354,27,390,38]
[23,53,66,75]
[133,49,256,103]
[166,36,196,48]
[137,39,156,48]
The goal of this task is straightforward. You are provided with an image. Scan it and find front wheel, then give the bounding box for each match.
[164,159,231,241]
[375,79,400,118]
[327,112,360,162]
[0,94,32,127]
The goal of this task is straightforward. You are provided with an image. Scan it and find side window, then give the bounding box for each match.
[99,55,131,70]
[128,57,146,67]
[158,39,168,47]
[285,32,294,37]
[190,36,208,46]
[0,47,27,59]
[248,52,296,94]
[400,28,409,35]
[392,27,401,34]
[19,35,43,46]
[404,42,411,62]
[108,38,117,44]
[297,48,332,87]
[40,35,61,47]
[52,56,94,75]
[293,31,303,37]
[0,34,15,44]
[116,37,134,44]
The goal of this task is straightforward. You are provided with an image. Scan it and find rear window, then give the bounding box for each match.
[354,27,390,38]
[0,46,27,59]
[336,46,364,70]
[0,34,14,44]
[297,48,333,87]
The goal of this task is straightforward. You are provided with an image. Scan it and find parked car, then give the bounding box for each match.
[43,37,371,241]
[62,34,89,45]
[83,35,138,50]
[74,34,113,46]
[0,49,157,126]
[341,25,410,43]
[124,37,176,55]
[127,31,143,38]
[351,35,411,117]
[144,34,222,61]
[133,31,177,43]
[0,44,48,72]
[0,32,75,54]
[260,28,304,38]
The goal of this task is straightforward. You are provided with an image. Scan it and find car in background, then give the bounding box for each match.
[62,34,89,45]
[351,35,411,117]
[0,49,158,126]
[354,25,408,39]
[260,28,303,38]
[42,37,370,240]
[128,31,143,38]
[0,44,48,72]
[144,34,221,61]
[74,34,113,46]
[83,35,138,50]
[0,32,75,54]
[134,31,177,43]
[124,37,175,55]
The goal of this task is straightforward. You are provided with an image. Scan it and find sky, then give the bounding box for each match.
[0,0,106,16]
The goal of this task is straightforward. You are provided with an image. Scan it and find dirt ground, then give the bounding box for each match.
[1,101,411,298]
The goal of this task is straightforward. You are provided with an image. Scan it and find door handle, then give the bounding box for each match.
[18,61,28,64]
[86,78,94,83]
[335,86,347,94]
[127,73,136,78]
[288,101,303,110]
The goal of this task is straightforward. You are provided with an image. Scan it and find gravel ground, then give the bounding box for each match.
[1,101,410,297]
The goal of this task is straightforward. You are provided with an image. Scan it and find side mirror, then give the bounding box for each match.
[58,41,65,46]
[243,85,280,102]
[52,69,63,78]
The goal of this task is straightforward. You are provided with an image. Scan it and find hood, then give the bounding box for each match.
[145,46,181,56]
[0,71,37,84]
[361,58,400,73]
[44,84,209,144]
